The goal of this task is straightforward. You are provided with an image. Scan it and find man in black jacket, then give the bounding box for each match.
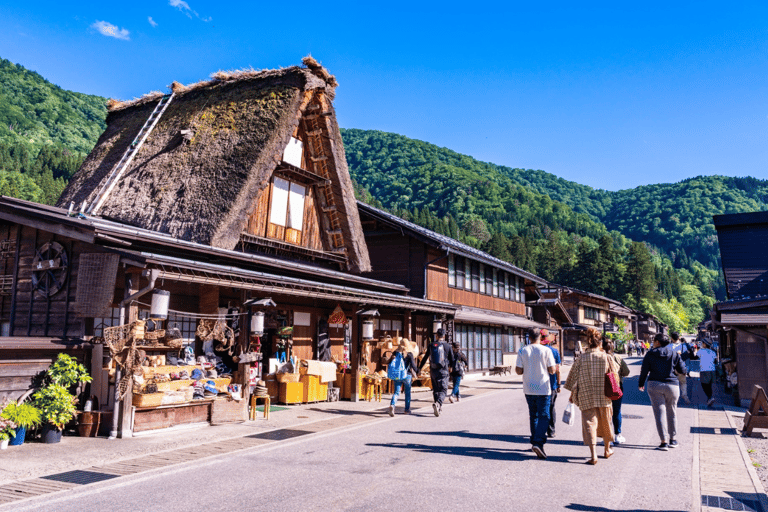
[418,329,455,416]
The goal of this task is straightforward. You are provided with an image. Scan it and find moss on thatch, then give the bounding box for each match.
[58,60,370,273]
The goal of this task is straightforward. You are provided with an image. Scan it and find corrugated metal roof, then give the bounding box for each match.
[720,313,768,325]
[357,201,547,285]
[453,306,548,329]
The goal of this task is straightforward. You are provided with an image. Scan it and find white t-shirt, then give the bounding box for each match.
[516,343,556,395]
[698,348,717,372]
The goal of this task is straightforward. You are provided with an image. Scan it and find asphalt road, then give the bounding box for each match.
[13,357,696,512]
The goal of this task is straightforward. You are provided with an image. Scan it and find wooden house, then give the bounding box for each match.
[712,211,768,403]
[357,202,550,372]
[0,58,455,436]
[538,285,636,356]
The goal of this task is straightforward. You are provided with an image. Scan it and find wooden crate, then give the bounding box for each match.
[210,397,247,425]
[279,382,304,404]
[300,375,328,402]
[265,377,279,399]
[133,402,211,432]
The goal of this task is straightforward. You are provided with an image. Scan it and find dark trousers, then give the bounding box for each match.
[547,390,558,436]
[525,394,552,448]
[612,394,623,435]
[430,369,450,405]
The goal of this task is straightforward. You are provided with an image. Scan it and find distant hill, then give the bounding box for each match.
[0,57,107,204]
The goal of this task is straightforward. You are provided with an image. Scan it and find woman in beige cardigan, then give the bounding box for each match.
[564,328,616,464]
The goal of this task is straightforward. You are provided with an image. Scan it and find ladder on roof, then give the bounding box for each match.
[87,93,175,215]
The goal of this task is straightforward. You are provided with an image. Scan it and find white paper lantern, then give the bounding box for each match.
[150,290,170,320]
[251,311,265,335]
[432,319,443,334]
[362,319,374,340]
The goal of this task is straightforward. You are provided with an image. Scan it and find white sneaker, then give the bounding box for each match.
[448,395,454,403]
[388,405,395,417]
[707,398,715,406]
[433,403,440,417]
[615,434,626,444]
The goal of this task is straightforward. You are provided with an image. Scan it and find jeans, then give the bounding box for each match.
[451,375,462,398]
[612,394,623,435]
[647,381,680,442]
[390,374,412,411]
[525,394,552,448]
[547,389,558,436]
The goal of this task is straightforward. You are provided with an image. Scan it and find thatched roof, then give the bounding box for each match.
[58,58,370,273]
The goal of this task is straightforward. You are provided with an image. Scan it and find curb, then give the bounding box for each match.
[724,409,768,512]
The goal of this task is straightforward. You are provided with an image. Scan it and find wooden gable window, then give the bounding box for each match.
[268,176,306,245]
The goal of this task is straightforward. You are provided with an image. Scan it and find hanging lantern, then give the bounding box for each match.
[432,317,443,334]
[150,289,170,320]
[250,311,265,335]
[362,319,374,340]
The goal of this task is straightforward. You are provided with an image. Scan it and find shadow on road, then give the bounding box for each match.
[365,441,579,464]
[565,505,687,512]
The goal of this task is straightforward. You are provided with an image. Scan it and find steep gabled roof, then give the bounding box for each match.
[57,58,370,273]
[356,201,546,285]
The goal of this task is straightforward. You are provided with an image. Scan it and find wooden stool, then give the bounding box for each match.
[250,394,270,420]
[363,377,382,402]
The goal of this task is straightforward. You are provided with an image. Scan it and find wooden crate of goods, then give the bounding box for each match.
[265,376,279,399]
[279,382,304,404]
[133,392,166,408]
[210,397,247,425]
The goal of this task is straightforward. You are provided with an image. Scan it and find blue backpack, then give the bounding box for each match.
[387,352,407,380]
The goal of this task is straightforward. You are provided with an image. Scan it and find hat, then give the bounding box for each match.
[436,328,445,337]
[204,380,218,395]
[540,329,550,343]
[191,368,205,380]
[702,338,712,347]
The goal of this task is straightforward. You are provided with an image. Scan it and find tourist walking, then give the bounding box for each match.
[541,329,561,438]
[639,333,687,450]
[670,332,691,405]
[564,328,615,465]
[448,342,468,403]
[516,327,557,459]
[698,339,718,407]
[387,338,418,416]
[603,339,630,444]
[417,328,454,417]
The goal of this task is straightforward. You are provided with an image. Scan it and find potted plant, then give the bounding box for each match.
[44,353,93,389]
[0,400,41,446]
[33,385,77,443]
[0,402,16,450]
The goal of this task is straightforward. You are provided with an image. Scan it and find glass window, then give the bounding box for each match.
[471,261,480,293]
[485,266,493,296]
[479,264,485,294]
[492,268,498,297]
[448,255,456,287]
[464,258,472,290]
[456,256,464,289]
[503,272,509,300]
[584,306,600,321]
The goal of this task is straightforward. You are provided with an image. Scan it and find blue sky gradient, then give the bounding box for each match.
[0,1,766,191]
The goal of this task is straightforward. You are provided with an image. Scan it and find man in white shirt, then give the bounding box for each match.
[516,327,556,459]
[670,333,691,404]
[698,339,718,406]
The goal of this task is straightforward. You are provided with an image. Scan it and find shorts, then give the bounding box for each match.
[700,371,715,384]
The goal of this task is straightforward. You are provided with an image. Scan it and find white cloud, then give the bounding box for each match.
[170,0,191,12]
[148,16,158,27]
[92,20,130,41]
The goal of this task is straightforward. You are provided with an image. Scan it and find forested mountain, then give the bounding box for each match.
[0,58,106,204]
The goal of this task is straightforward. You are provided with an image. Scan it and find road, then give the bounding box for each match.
[10,357,696,512]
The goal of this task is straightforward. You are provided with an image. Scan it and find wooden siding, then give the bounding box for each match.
[717,224,768,297]
[426,257,526,315]
[736,329,768,402]
[9,225,92,338]
[364,234,412,288]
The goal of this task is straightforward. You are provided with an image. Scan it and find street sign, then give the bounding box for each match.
[603,322,618,333]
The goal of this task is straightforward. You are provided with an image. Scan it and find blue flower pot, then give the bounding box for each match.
[9,426,26,446]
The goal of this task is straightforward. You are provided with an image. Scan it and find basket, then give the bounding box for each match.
[132,392,165,408]
[276,372,300,384]
[166,337,183,349]
[144,329,166,341]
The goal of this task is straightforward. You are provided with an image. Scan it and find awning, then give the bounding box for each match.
[720,313,768,326]
[143,252,456,315]
[453,306,549,330]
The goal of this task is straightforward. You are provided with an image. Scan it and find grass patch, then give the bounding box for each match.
[753,462,762,468]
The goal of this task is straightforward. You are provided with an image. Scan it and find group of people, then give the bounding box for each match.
[386,329,468,417]
[626,339,650,357]
[516,326,720,464]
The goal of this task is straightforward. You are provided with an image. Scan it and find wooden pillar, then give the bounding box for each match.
[350,314,359,402]
[118,272,139,438]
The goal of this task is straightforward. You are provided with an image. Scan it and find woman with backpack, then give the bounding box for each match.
[449,342,469,403]
[387,338,418,416]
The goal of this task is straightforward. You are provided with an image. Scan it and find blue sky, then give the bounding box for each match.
[0,1,766,191]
